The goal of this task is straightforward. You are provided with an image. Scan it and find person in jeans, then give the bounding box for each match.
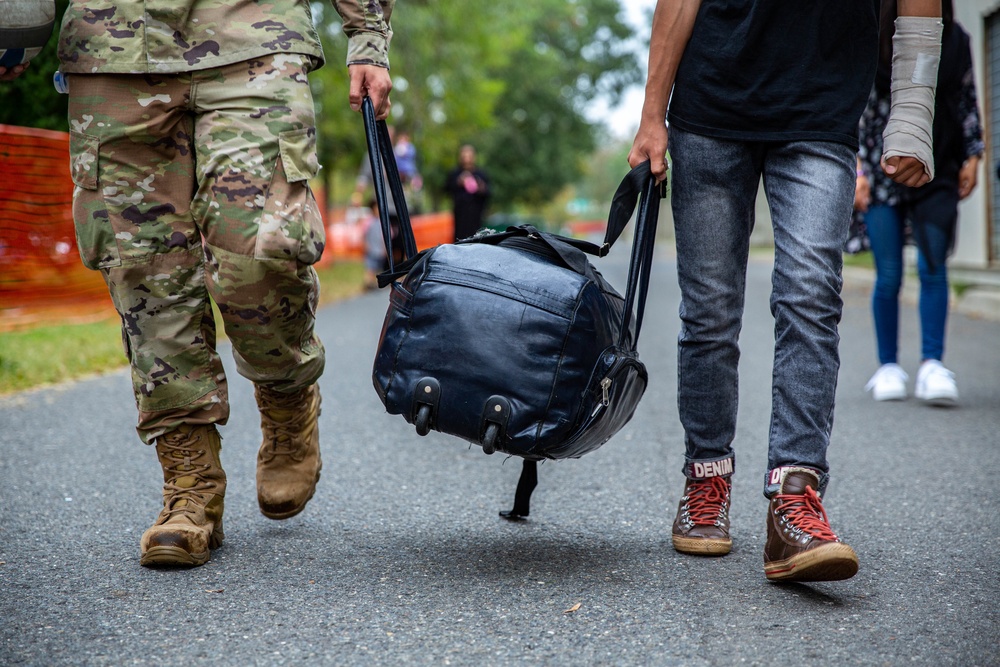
[859,0,983,406]
[629,0,942,582]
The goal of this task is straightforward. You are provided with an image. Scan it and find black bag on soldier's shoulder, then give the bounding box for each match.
[362,98,664,520]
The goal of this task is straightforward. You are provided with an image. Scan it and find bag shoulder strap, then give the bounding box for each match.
[362,97,417,270]
[613,161,667,350]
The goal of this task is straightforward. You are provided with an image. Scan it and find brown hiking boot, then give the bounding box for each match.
[672,476,732,555]
[255,382,322,519]
[140,424,226,567]
[763,467,859,582]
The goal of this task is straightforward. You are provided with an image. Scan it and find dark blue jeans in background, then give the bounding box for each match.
[864,204,949,364]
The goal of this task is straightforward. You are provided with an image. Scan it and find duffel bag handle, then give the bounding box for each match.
[362,97,418,270]
[614,161,665,350]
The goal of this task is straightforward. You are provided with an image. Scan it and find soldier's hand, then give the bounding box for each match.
[882,155,931,188]
[348,64,392,120]
[0,61,30,82]
[628,121,669,183]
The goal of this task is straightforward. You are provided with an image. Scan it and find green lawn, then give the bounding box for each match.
[842,251,875,269]
[0,261,366,396]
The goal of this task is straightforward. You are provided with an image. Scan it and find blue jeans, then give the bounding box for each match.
[668,128,855,494]
[865,204,949,364]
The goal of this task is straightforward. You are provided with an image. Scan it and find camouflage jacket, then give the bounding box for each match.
[57,0,393,74]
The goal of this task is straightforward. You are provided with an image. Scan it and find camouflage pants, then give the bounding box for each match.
[67,54,326,444]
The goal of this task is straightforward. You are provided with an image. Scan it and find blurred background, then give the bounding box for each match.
[0,0,658,389]
[4,0,999,391]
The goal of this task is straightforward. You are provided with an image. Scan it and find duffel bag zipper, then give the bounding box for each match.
[591,377,613,417]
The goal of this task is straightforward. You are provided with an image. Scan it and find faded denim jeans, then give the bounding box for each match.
[668,128,855,496]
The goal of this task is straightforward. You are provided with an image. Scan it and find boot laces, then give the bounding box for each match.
[774,486,839,541]
[159,430,216,517]
[259,387,314,459]
[682,477,731,527]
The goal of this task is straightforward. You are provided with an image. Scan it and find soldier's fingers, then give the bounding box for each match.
[347,66,365,111]
[365,67,393,120]
[374,95,391,121]
[347,64,392,116]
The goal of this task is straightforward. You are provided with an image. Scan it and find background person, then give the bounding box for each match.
[858,0,983,406]
[362,198,387,290]
[444,144,490,242]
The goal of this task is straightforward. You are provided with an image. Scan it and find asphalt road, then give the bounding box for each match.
[1,248,998,666]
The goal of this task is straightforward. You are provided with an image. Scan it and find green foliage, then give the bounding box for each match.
[0,0,70,132]
[310,0,640,211]
[0,320,125,394]
[478,0,640,208]
[2,1,642,214]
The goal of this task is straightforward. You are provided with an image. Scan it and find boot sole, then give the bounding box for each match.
[672,535,732,556]
[140,545,210,567]
[765,542,859,582]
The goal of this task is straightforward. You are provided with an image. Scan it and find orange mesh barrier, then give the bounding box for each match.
[0,125,115,331]
[325,209,454,260]
[0,124,454,332]
[410,212,455,251]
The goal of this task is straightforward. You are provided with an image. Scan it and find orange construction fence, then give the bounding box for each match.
[324,207,454,261]
[0,125,453,331]
[0,125,112,331]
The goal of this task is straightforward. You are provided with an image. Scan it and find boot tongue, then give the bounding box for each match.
[780,468,820,495]
[266,408,296,423]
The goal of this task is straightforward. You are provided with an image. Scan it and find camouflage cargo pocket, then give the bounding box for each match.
[255,127,326,265]
[70,131,121,269]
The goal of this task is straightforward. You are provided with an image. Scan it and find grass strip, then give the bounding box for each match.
[0,260,366,396]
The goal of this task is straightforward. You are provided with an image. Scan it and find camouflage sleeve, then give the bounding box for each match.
[330,0,395,69]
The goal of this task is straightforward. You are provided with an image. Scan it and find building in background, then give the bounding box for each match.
[958,1,998,268]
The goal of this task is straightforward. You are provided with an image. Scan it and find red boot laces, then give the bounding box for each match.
[773,486,839,541]
[684,476,731,526]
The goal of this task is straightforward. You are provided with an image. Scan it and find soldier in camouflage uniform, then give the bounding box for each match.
[57,0,395,567]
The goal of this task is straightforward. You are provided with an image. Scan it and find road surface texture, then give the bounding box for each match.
[2,248,998,666]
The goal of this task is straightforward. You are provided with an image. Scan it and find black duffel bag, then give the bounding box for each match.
[362,99,663,519]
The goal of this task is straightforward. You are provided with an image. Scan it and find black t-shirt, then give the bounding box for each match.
[668,0,880,148]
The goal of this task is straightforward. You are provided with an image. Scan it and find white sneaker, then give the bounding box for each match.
[865,363,908,401]
[915,360,958,406]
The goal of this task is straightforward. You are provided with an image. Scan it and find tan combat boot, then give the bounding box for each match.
[255,383,322,519]
[140,424,226,567]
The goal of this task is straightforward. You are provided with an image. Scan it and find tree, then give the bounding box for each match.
[309,1,640,212]
[0,0,70,132]
[478,0,641,209]
[308,0,517,210]
[4,1,642,216]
